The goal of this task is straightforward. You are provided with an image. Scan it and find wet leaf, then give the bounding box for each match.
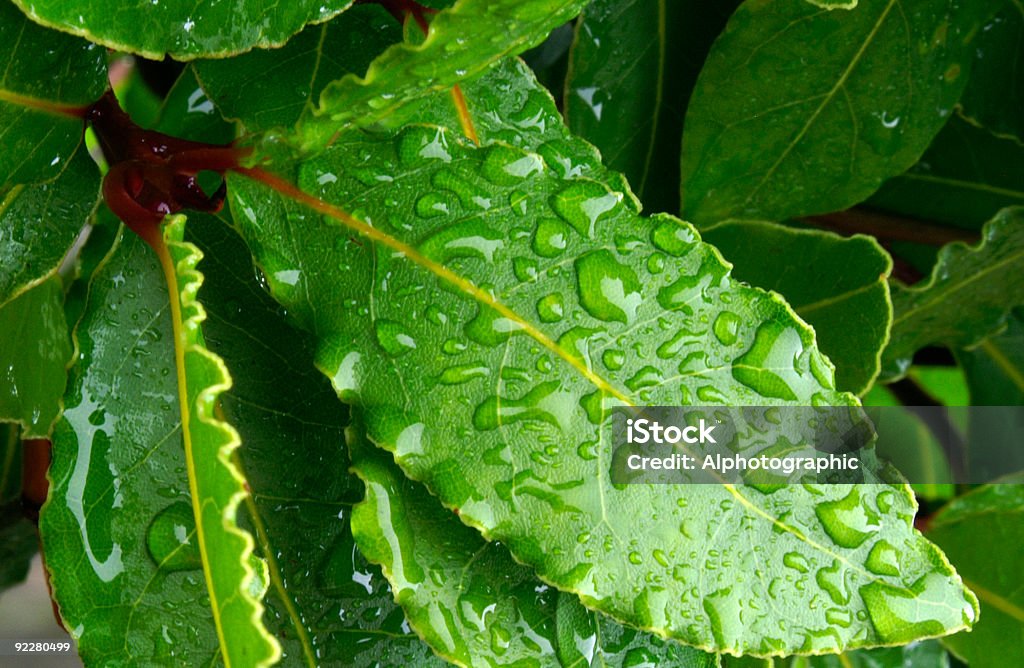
[928,479,1024,667]
[701,221,891,395]
[41,218,279,666]
[882,208,1024,380]
[958,1,1024,143]
[349,417,717,667]
[0,277,71,438]
[722,639,950,666]
[680,0,999,225]
[0,2,105,192]
[10,0,352,61]
[564,0,740,213]
[228,67,977,657]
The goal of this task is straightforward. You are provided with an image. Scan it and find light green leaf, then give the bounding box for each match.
[10,0,352,61]
[191,213,445,666]
[680,0,999,225]
[229,101,976,658]
[928,480,1024,666]
[194,4,402,135]
[0,145,101,308]
[882,208,1024,379]
[701,221,892,395]
[348,417,717,667]
[868,113,1024,230]
[0,1,105,193]
[958,0,1024,143]
[0,277,71,438]
[564,0,740,212]
[293,0,590,153]
[41,218,278,666]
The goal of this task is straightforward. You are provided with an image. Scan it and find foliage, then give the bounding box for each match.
[0,0,1021,666]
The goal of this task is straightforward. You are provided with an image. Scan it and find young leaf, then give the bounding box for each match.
[700,221,892,395]
[348,417,717,667]
[564,0,740,213]
[882,207,1024,379]
[958,1,1024,144]
[228,121,976,656]
[928,480,1024,667]
[10,0,353,61]
[0,277,71,438]
[868,114,1024,230]
[41,219,279,666]
[190,213,445,666]
[0,1,105,192]
[292,0,590,152]
[679,0,999,225]
[0,146,101,308]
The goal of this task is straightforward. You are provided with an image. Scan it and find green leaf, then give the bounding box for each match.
[868,113,1024,230]
[10,0,352,61]
[882,207,1024,379]
[0,277,71,438]
[190,213,445,666]
[0,145,101,307]
[928,480,1024,666]
[194,4,402,135]
[0,425,38,595]
[0,1,105,192]
[564,0,740,213]
[41,219,278,666]
[958,1,1024,143]
[679,0,999,225]
[229,97,976,658]
[348,417,716,667]
[701,221,892,395]
[293,0,590,152]
[153,67,237,145]
[958,308,1024,405]
[721,639,950,667]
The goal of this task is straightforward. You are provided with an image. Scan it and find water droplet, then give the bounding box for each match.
[860,573,969,643]
[532,218,572,257]
[602,349,625,370]
[146,503,200,572]
[732,321,804,401]
[374,319,417,357]
[650,218,697,257]
[419,221,504,263]
[480,145,543,186]
[396,126,451,165]
[513,257,539,283]
[575,250,642,324]
[466,305,525,347]
[647,253,666,274]
[712,311,741,346]
[437,364,489,385]
[536,293,565,322]
[472,381,572,431]
[814,488,879,549]
[783,552,810,573]
[652,549,669,567]
[865,540,900,576]
[625,366,663,392]
[414,192,452,218]
[551,182,622,237]
[442,338,467,355]
[628,551,643,565]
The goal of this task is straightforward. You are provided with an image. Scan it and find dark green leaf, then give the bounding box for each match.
[928,480,1024,666]
[722,639,950,666]
[0,425,38,595]
[680,0,999,225]
[958,1,1024,143]
[701,221,891,394]
[349,417,716,667]
[0,277,71,438]
[565,0,740,213]
[882,208,1024,379]
[868,114,1024,230]
[0,1,105,192]
[957,308,1024,406]
[11,0,352,61]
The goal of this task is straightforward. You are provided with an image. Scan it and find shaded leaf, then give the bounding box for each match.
[958,1,1024,143]
[721,639,950,666]
[194,4,402,135]
[0,425,38,595]
[564,0,740,213]
[882,208,1024,379]
[868,113,1024,230]
[928,480,1024,666]
[0,277,71,438]
[701,221,891,394]
[11,0,352,61]
[957,307,1024,406]
[191,213,444,666]
[349,417,716,667]
[680,0,998,225]
[0,1,105,192]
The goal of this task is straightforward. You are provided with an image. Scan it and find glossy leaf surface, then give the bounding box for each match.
[230,77,976,656]
[0,277,71,438]
[882,208,1024,379]
[701,221,891,395]
[191,214,444,666]
[293,0,589,152]
[0,2,105,192]
[564,0,740,212]
[11,0,352,60]
[928,481,1024,666]
[680,0,997,225]
[349,419,716,667]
